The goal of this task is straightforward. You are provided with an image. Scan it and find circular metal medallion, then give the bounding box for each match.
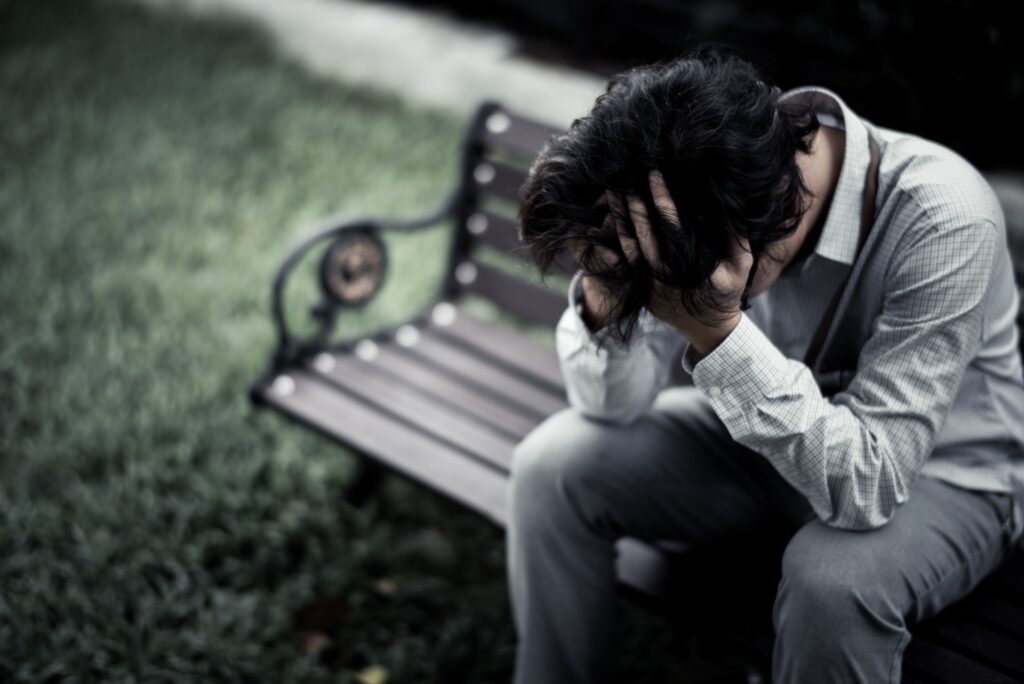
[319,227,386,307]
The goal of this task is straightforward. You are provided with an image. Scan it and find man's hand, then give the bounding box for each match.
[629,169,752,357]
[571,170,754,357]
[566,191,630,332]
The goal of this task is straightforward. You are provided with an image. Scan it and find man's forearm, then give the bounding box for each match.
[557,271,686,423]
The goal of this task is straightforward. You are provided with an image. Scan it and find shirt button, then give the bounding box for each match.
[708,386,722,397]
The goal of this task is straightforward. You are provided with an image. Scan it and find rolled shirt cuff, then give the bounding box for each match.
[565,268,652,358]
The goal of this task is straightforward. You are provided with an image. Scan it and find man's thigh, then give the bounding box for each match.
[779,476,1017,626]
[509,384,813,546]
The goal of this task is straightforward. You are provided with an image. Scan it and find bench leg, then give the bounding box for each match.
[345,458,387,507]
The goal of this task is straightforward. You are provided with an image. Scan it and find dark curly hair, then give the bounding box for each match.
[517,43,821,350]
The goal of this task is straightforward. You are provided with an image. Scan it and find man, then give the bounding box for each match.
[508,45,1024,683]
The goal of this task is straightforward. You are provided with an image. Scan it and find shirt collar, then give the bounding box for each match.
[779,85,872,269]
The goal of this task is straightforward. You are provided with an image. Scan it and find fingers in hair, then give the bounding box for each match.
[626,193,661,267]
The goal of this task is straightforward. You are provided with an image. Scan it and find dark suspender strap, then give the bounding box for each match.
[802,129,881,369]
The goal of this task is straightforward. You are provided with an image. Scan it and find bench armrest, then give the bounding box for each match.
[269,191,459,368]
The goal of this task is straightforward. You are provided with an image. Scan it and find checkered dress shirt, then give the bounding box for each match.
[557,86,1024,537]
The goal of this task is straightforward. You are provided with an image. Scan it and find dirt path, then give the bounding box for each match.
[134,0,606,127]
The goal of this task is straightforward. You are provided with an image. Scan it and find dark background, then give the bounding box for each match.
[409,0,1023,170]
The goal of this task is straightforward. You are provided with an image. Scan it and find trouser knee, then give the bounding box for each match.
[508,408,618,536]
[773,521,905,681]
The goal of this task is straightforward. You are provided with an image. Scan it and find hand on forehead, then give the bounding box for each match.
[615,170,751,269]
[615,169,677,269]
[573,168,750,278]
[594,168,677,274]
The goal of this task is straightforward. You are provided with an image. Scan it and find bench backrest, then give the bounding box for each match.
[446,102,1024,363]
[444,102,572,329]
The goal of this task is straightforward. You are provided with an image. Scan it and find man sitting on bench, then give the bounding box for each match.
[508,44,1024,683]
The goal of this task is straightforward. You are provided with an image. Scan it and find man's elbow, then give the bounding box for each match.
[819,437,916,531]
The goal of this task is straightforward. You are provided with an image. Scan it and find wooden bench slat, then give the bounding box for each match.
[429,306,564,395]
[365,341,544,443]
[951,587,1024,641]
[904,636,1020,684]
[255,369,509,525]
[471,209,528,256]
[915,614,1024,680]
[988,551,1024,600]
[468,209,576,276]
[474,158,528,205]
[462,261,567,327]
[405,331,569,419]
[482,110,561,161]
[310,353,519,473]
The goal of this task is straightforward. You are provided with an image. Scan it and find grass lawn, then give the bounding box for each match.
[0,1,752,681]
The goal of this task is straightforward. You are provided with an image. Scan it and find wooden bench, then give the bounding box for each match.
[250,101,1024,682]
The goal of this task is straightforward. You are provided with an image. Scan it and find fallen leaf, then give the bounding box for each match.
[355,664,389,684]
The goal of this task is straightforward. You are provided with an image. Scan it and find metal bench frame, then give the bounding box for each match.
[250,101,1024,683]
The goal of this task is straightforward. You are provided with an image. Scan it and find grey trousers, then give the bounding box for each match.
[506,385,1018,684]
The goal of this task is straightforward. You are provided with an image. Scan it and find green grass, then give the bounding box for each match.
[0,1,750,681]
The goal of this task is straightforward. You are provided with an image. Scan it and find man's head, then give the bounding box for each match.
[518,44,821,346]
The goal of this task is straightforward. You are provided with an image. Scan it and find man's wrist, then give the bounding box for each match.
[680,312,742,361]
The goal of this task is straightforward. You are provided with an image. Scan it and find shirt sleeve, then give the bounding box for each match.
[681,217,999,530]
[556,270,687,423]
